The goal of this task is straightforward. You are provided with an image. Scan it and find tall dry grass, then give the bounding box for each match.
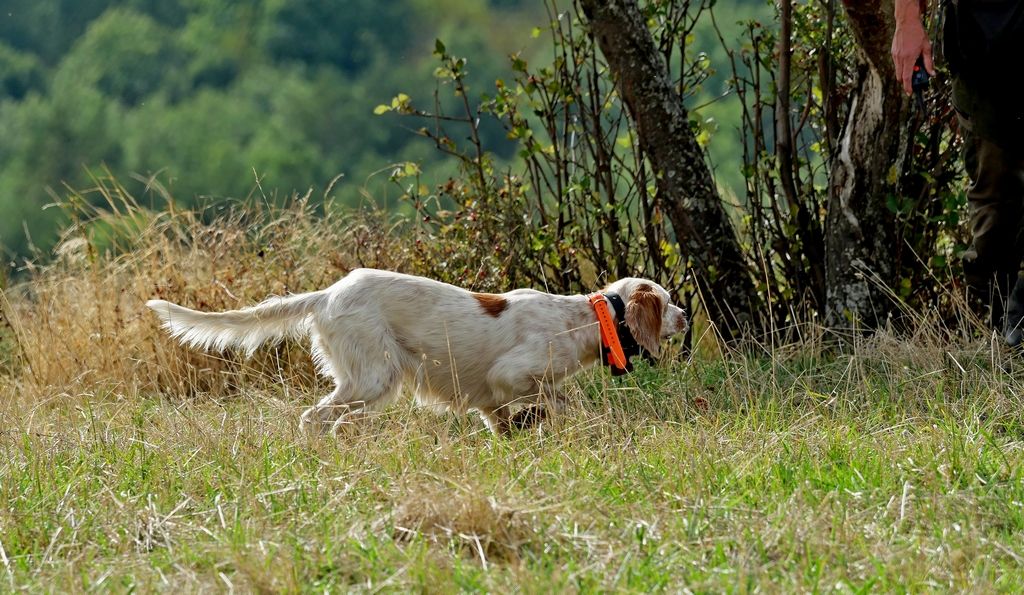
[0,176,424,403]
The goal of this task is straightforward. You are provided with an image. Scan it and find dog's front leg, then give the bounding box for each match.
[507,387,567,430]
[477,405,514,435]
[507,404,546,430]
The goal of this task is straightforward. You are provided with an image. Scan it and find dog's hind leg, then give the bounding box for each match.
[329,369,402,434]
[299,364,404,435]
[301,316,406,435]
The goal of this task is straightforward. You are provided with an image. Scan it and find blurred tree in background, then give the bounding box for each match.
[0,0,561,260]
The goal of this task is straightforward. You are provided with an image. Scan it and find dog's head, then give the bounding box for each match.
[603,278,688,358]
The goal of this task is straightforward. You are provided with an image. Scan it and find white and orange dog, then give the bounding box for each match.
[148,268,687,434]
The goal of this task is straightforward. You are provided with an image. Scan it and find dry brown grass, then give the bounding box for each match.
[390,479,543,565]
[1,177,418,403]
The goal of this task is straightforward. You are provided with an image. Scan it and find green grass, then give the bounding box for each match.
[3,349,1024,592]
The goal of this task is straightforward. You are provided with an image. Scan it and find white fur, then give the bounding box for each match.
[147,268,687,434]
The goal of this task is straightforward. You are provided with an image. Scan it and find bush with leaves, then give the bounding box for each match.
[376,3,715,300]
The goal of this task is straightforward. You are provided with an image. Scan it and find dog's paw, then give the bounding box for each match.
[508,405,547,431]
[330,411,372,436]
[299,406,336,436]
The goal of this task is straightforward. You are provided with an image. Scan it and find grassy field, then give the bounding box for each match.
[2,197,1024,591]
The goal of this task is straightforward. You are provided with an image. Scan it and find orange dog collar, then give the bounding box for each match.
[588,293,629,373]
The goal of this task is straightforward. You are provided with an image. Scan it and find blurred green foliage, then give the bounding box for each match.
[0,0,767,263]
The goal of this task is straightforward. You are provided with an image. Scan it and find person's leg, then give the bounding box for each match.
[960,125,1024,337]
[1005,276,1024,346]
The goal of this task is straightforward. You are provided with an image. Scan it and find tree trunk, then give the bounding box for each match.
[578,0,760,341]
[826,0,910,328]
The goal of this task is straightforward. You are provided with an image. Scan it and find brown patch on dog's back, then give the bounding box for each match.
[473,293,508,318]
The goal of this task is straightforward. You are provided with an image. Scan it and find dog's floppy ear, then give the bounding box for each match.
[625,283,663,357]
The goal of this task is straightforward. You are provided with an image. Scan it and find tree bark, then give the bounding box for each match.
[578,0,760,341]
[826,0,910,328]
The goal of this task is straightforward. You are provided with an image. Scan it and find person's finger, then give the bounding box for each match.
[923,41,936,76]
[901,57,914,95]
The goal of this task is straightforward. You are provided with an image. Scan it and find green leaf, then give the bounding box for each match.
[696,128,711,148]
[373,105,390,115]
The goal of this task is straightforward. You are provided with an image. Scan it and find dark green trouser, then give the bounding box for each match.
[956,79,1024,310]
[945,1,1024,315]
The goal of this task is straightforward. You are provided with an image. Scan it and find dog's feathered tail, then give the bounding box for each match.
[147,291,328,356]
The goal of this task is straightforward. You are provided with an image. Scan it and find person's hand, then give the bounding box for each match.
[891,0,936,95]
